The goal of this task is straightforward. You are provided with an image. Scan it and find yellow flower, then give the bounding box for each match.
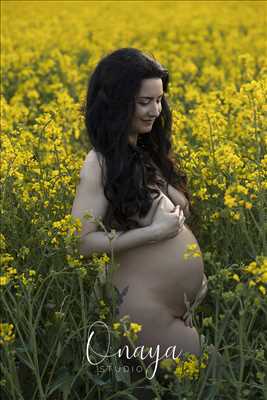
[258,286,266,295]
[0,276,10,286]
[173,353,203,381]
[261,272,267,283]
[232,274,240,282]
[230,211,241,220]
[211,212,220,220]
[7,267,17,275]
[192,252,201,258]
[197,187,209,200]
[160,358,175,371]
[0,323,15,345]
[0,233,6,250]
[236,184,248,195]
[244,258,267,290]
[203,317,213,327]
[130,323,142,334]
[224,194,237,208]
[99,300,109,321]
[0,253,15,265]
[121,319,142,341]
[249,280,256,287]
[91,253,111,270]
[244,261,257,273]
[183,243,201,260]
[113,322,121,331]
[160,352,209,381]
[187,244,197,251]
[66,254,83,268]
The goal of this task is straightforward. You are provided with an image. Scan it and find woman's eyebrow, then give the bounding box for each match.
[136,93,164,99]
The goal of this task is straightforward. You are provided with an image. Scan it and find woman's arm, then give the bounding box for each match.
[71,149,160,258]
[166,183,190,217]
[80,195,186,257]
[79,224,159,257]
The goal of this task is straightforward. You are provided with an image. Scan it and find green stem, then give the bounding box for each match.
[2,290,35,370]
[27,288,45,399]
[238,299,245,399]
[1,347,24,399]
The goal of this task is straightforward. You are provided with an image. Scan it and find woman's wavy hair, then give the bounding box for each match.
[82,47,195,231]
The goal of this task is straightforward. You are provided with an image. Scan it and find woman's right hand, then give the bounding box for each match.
[150,196,185,242]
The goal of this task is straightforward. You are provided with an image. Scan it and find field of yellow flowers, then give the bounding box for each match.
[1,1,266,399]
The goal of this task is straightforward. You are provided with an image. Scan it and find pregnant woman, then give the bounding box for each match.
[71,48,208,390]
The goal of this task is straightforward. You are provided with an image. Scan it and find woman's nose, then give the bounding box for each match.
[148,102,161,118]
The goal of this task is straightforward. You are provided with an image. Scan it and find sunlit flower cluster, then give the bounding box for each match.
[0,234,38,289]
[98,300,110,321]
[66,254,85,268]
[0,266,16,286]
[224,257,267,297]
[0,323,15,346]
[243,257,267,295]
[0,266,38,289]
[90,253,111,271]
[183,243,201,260]
[160,351,209,381]
[113,315,142,342]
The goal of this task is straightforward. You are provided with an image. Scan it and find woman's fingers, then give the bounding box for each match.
[171,205,186,233]
[176,207,185,226]
[179,213,186,226]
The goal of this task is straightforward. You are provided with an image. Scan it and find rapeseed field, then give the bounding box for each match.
[1,1,266,399]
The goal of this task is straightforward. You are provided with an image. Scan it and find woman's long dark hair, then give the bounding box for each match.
[82,47,193,231]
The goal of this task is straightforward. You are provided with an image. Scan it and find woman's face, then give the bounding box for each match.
[129,78,163,144]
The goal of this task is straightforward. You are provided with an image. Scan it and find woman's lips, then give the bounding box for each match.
[142,119,155,123]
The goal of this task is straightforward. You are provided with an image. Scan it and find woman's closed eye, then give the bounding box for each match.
[139,100,162,106]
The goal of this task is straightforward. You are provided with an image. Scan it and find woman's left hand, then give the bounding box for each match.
[167,184,190,218]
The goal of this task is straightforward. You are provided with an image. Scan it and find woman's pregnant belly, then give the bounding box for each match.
[112,223,204,318]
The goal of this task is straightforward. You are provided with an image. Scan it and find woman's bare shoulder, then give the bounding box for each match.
[84,148,103,166]
[80,148,106,180]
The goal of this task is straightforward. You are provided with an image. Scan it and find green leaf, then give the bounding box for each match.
[16,346,34,370]
[114,366,131,385]
[47,368,72,397]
